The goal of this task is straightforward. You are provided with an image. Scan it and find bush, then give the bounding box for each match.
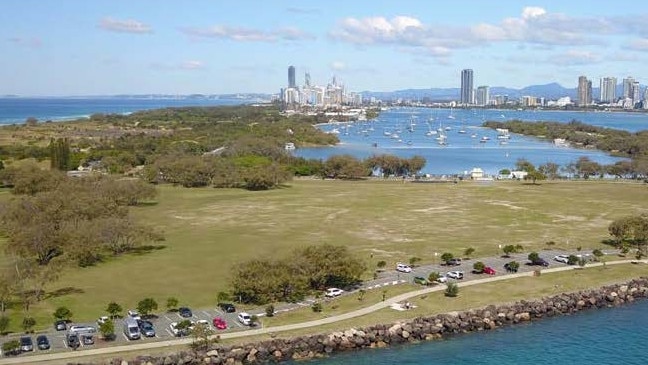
[265,305,275,317]
[0,316,9,335]
[445,282,459,297]
[311,302,322,312]
[53,306,73,321]
[1,339,20,356]
[99,320,115,341]
[376,260,387,269]
[567,255,579,265]
[166,297,179,312]
[137,298,158,317]
[409,257,421,266]
[473,261,485,273]
[440,252,454,264]
[528,252,540,262]
[22,317,36,333]
[505,261,520,272]
[428,272,442,283]
[464,247,475,258]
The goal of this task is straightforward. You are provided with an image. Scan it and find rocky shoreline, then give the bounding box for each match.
[85,277,648,365]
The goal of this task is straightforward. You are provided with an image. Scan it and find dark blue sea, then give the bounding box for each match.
[297,107,648,175]
[300,299,648,365]
[0,97,250,124]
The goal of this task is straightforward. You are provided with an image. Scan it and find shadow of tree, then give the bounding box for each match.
[45,287,85,300]
[128,244,167,256]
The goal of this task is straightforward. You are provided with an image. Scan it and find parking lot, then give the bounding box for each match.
[2,249,611,358]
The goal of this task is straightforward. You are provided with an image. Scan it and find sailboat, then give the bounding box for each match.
[458,120,467,134]
[425,122,437,136]
[448,107,456,120]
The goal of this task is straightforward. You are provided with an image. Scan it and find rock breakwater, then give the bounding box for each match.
[78,277,648,365]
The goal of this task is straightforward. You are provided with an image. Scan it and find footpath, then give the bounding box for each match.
[1,259,646,365]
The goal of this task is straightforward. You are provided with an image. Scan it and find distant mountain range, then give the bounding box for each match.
[361,82,633,102]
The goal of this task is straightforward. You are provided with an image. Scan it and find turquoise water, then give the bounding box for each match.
[296,107,640,175]
[301,299,648,365]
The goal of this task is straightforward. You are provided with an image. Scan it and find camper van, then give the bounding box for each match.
[123,317,141,340]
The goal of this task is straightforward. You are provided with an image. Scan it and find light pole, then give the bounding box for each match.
[434,252,438,266]
[498,244,502,256]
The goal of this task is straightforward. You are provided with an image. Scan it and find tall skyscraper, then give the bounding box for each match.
[623,76,635,99]
[288,66,296,88]
[577,76,592,106]
[475,86,489,106]
[304,72,311,87]
[599,77,617,103]
[460,69,474,105]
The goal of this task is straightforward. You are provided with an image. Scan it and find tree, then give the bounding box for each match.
[265,305,275,317]
[376,260,387,270]
[409,257,421,266]
[473,261,485,273]
[323,155,369,179]
[502,244,519,257]
[53,306,72,321]
[505,261,520,272]
[191,321,215,350]
[567,255,579,265]
[106,302,123,319]
[445,282,459,297]
[357,289,366,301]
[0,316,9,335]
[528,252,540,263]
[525,170,546,184]
[428,272,442,283]
[592,249,604,262]
[538,162,560,180]
[166,297,179,312]
[440,252,454,264]
[1,339,20,356]
[137,298,158,317]
[464,247,475,258]
[49,138,71,171]
[99,320,115,341]
[311,302,322,312]
[22,317,36,333]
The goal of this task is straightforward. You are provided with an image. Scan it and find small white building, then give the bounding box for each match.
[511,170,528,180]
[470,168,484,179]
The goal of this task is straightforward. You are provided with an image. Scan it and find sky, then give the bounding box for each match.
[2,0,648,96]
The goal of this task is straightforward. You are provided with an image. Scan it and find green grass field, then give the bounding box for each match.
[1,178,647,331]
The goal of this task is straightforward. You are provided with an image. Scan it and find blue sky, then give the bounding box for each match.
[2,0,648,96]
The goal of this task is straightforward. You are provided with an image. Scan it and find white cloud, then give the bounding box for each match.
[521,6,546,20]
[330,61,346,71]
[99,17,152,34]
[150,60,206,71]
[180,25,314,42]
[625,38,648,51]
[546,49,600,65]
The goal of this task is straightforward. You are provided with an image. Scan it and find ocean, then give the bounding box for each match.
[299,299,648,365]
[296,107,648,175]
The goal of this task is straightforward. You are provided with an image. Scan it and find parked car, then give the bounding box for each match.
[325,288,344,297]
[54,320,67,331]
[531,258,550,267]
[554,254,570,264]
[446,271,464,279]
[81,334,94,345]
[139,320,156,337]
[36,335,50,350]
[127,310,141,321]
[435,275,448,283]
[237,312,252,326]
[218,302,236,313]
[483,266,496,275]
[169,322,189,337]
[178,307,193,318]
[68,325,97,335]
[446,258,462,266]
[97,316,110,326]
[19,336,33,352]
[396,263,412,273]
[212,317,228,330]
[413,276,430,285]
[66,333,80,349]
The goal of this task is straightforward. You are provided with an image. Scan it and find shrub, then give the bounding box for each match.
[567,255,579,265]
[409,257,421,266]
[311,302,322,312]
[592,249,604,261]
[506,261,520,272]
[53,306,73,321]
[376,260,387,269]
[357,289,366,301]
[99,320,115,341]
[464,247,475,258]
[445,282,459,297]
[428,272,442,283]
[473,261,485,273]
[265,305,275,317]
[166,297,179,312]
[137,298,158,317]
[22,317,36,333]
[1,339,20,356]
[440,252,454,264]
[528,252,540,262]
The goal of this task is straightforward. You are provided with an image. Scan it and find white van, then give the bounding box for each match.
[123,317,141,340]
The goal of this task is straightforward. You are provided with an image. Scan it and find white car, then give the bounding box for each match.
[237,312,252,326]
[127,310,141,321]
[435,276,448,283]
[169,322,180,336]
[325,288,344,297]
[396,263,412,273]
[68,325,97,335]
[446,271,464,280]
[96,316,110,325]
[554,254,570,263]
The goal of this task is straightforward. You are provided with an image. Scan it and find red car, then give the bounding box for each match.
[212,317,227,330]
[483,266,496,275]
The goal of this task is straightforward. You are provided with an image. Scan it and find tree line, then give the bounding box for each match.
[229,244,366,304]
[0,163,160,313]
[484,119,648,178]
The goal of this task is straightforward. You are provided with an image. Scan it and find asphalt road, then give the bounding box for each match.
[0,249,618,361]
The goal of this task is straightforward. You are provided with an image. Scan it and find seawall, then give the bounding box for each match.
[75,277,648,365]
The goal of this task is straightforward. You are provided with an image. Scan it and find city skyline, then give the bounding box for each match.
[3,1,648,95]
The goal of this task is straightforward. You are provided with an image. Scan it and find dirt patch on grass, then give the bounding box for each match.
[485,200,526,210]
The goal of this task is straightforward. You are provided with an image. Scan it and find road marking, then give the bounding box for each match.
[122,333,130,342]
[164,315,172,322]
[61,340,67,349]
[202,311,211,318]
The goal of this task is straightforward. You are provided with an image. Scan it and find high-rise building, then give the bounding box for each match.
[623,76,635,99]
[577,76,592,106]
[304,72,311,87]
[631,81,640,104]
[599,77,617,103]
[460,69,474,105]
[288,65,296,88]
[475,86,489,106]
